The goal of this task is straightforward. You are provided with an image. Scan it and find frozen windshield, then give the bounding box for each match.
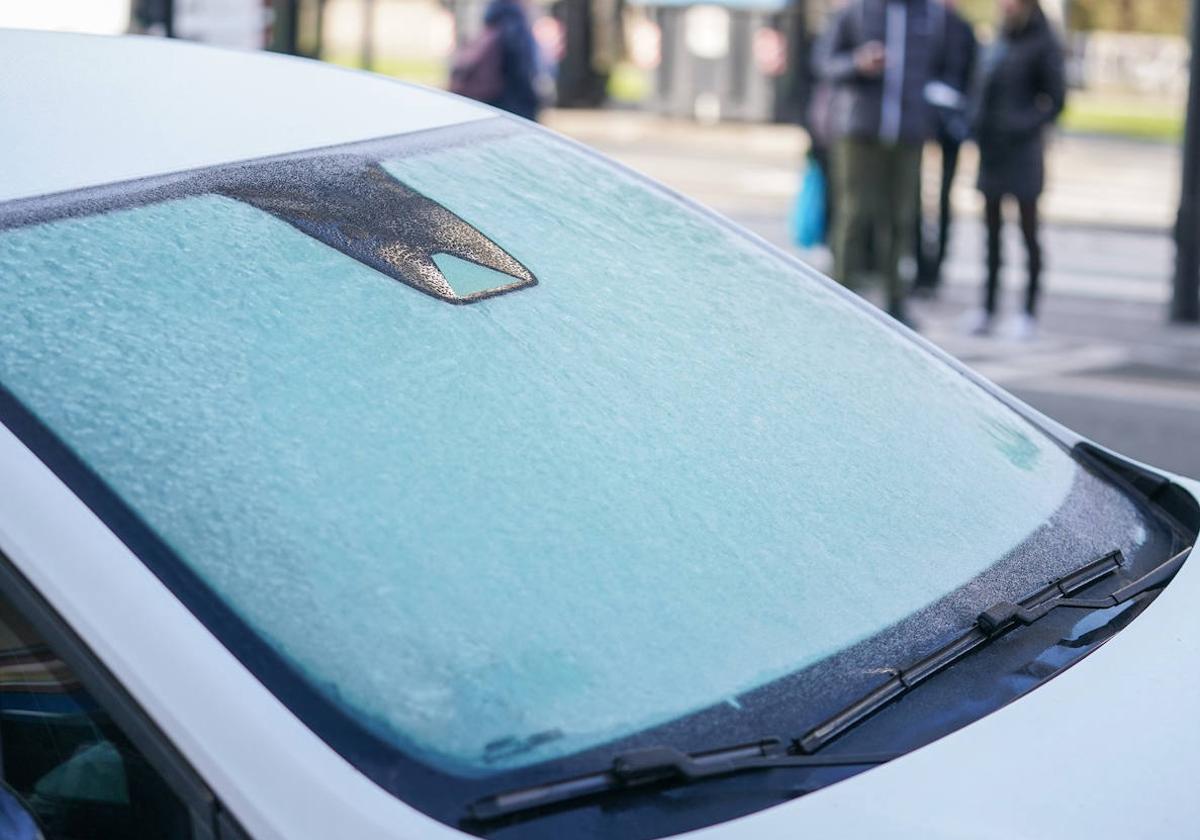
[0,122,1134,779]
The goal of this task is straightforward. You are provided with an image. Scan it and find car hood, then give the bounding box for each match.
[679,474,1200,840]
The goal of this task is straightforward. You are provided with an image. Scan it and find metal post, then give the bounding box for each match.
[776,0,809,124]
[558,0,603,108]
[361,0,376,71]
[312,0,326,60]
[1172,0,1200,323]
[270,0,300,54]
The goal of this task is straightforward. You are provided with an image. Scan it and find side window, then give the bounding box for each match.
[0,592,196,839]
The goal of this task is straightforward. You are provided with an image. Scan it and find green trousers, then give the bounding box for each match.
[831,138,922,318]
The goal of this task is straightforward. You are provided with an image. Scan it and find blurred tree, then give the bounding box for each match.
[555,0,612,107]
[271,0,328,58]
[953,0,1187,34]
[1066,0,1188,34]
[957,0,995,26]
[270,0,300,53]
[1173,0,1200,322]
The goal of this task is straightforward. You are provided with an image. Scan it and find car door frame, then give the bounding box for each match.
[0,544,242,839]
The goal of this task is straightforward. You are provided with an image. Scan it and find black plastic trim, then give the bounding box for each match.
[1074,442,1200,538]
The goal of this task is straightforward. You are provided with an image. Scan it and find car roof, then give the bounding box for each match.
[0,29,491,203]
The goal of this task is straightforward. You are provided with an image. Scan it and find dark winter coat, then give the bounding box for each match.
[973,7,1065,201]
[940,7,976,96]
[934,6,977,143]
[484,0,540,122]
[814,0,944,145]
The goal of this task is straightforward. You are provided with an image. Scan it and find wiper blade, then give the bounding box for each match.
[467,545,1191,825]
[798,546,1191,754]
[976,546,1189,633]
[468,737,895,822]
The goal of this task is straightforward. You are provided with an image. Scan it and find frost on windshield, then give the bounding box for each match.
[0,130,1149,776]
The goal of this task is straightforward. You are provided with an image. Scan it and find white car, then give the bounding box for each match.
[0,29,1196,840]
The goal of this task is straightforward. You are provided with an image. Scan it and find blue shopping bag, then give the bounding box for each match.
[790,158,827,248]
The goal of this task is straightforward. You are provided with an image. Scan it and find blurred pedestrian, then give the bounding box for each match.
[967,0,1065,339]
[815,0,942,326]
[450,0,542,122]
[914,0,977,293]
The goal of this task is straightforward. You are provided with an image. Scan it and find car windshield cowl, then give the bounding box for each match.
[799,544,1192,755]
[467,738,897,823]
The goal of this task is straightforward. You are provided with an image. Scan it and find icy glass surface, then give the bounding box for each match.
[431,252,518,297]
[0,131,1094,774]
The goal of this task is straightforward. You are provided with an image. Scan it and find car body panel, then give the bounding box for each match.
[0,29,490,203]
[0,29,1195,840]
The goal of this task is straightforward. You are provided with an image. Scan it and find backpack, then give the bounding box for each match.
[450,27,505,104]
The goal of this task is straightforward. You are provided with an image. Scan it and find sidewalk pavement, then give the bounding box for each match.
[544,108,1182,230]
[543,109,1200,477]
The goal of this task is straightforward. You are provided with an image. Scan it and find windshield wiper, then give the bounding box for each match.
[798,546,1191,753]
[467,545,1191,825]
[467,737,895,822]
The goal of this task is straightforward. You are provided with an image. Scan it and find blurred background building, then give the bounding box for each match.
[0,0,1189,134]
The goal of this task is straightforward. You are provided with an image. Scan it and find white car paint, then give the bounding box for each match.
[0,30,1195,840]
[0,29,490,203]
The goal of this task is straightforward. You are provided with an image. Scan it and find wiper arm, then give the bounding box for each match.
[468,737,895,822]
[976,546,1189,633]
[798,546,1191,754]
[468,545,1191,824]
